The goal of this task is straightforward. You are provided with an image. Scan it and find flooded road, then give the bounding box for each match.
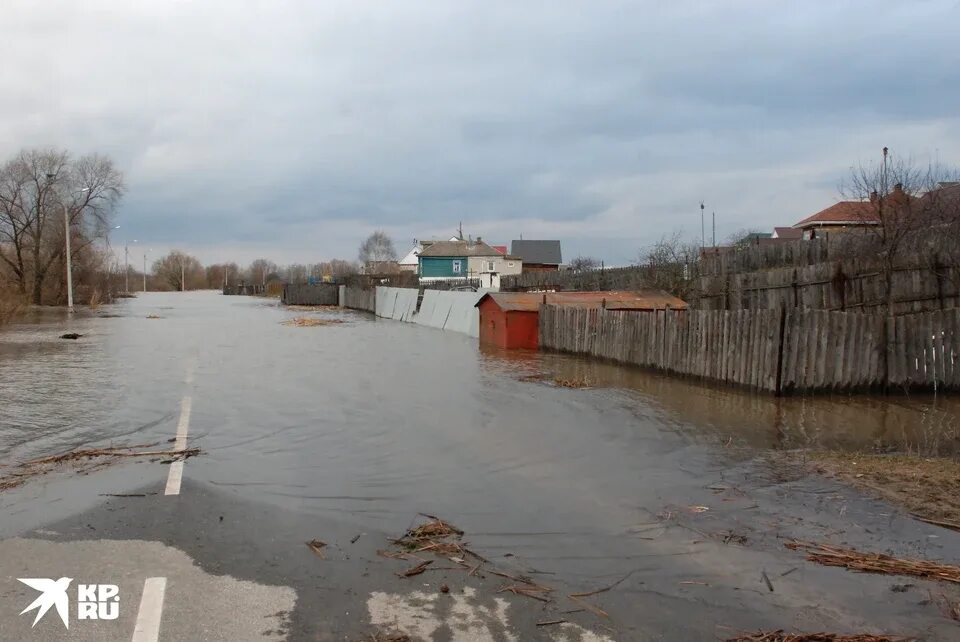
[2,291,959,641]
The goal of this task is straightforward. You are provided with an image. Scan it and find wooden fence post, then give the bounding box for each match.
[774,304,787,396]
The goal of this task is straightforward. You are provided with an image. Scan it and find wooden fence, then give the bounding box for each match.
[540,305,960,394]
[502,265,669,292]
[343,286,376,313]
[697,259,960,315]
[281,283,339,306]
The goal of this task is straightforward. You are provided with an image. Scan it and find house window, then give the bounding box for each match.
[487,261,495,272]
[507,262,515,268]
[452,260,462,274]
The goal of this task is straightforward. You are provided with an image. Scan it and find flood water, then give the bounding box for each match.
[3,291,957,469]
[4,291,960,638]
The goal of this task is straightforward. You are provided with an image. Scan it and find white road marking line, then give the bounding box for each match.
[131,577,166,642]
[164,396,192,496]
[174,396,191,450]
[164,461,184,496]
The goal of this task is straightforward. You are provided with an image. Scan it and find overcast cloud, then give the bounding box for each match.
[3,0,959,265]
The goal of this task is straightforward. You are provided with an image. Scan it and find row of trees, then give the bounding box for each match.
[143,253,361,291]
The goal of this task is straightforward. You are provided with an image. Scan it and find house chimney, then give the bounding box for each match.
[869,190,879,204]
[476,236,482,243]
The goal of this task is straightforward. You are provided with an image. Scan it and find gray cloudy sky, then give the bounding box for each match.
[3,0,959,266]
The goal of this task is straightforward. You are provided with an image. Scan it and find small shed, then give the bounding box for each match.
[476,290,688,350]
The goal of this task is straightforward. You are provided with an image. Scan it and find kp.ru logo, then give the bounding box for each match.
[18,578,119,629]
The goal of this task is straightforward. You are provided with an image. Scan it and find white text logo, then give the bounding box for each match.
[18,579,119,629]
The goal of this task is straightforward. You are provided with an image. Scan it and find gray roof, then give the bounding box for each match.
[510,240,562,265]
[418,240,503,257]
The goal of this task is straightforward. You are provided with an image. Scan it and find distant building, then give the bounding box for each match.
[772,227,803,240]
[398,242,422,273]
[792,186,916,239]
[510,240,562,272]
[792,201,881,239]
[418,238,522,283]
[362,260,401,275]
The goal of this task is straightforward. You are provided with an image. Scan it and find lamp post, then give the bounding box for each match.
[143,249,151,293]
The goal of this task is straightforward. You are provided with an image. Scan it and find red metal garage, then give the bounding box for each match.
[476,290,688,350]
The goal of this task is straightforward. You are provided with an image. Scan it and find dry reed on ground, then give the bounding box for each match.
[784,540,960,584]
[0,288,23,325]
[392,515,473,560]
[280,317,345,327]
[284,304,340,311]
[0,444,200,493]
[725,632,914,642]
[353,634,410,642]
[553,376,591,388]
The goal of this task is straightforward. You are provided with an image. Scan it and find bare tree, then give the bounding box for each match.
[248,258,279,285]
[568,256,600,272]
[283,263,308,283]
[842,147,960,312]
[638,232,701,299]
[152,250,204,291]
[0,148,124,304]
[358,230,397,266]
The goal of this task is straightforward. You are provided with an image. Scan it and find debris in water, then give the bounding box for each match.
[784,540,960,584]
[553,376,591,388]
[353,634,410,642]
[398,560,432,577]
[285,304,340,311]
[280,317,345,327]
[59,333,82,340]
[391,515,478,562]
[0,444,199,493]
[146,314,162,319]
[724,632,914,642]
[306,539,327,559]
[536,620,567,627]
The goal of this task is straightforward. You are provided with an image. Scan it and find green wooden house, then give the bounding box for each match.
[418,239,502,282]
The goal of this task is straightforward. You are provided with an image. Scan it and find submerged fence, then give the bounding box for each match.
[540,305,960,394]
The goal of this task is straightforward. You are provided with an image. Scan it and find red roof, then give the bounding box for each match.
[491,245,507,255]
[773,226,803,239]
[793,201,880,229]
[476,290,688,312]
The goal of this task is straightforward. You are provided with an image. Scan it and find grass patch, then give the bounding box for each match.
[807,451,960,528]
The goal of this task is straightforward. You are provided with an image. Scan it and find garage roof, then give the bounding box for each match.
[476,290,688,312]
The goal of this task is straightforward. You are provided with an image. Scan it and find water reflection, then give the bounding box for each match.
[479,345,960,456]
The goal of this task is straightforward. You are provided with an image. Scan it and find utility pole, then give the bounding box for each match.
[180,260,185,292]
[124,243,129,293]
[712,211,716,247]
[700,202,705,249]
[143,252,148,292]
[64,203,73,312]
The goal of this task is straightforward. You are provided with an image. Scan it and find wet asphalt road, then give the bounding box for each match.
[1,291,960,641]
